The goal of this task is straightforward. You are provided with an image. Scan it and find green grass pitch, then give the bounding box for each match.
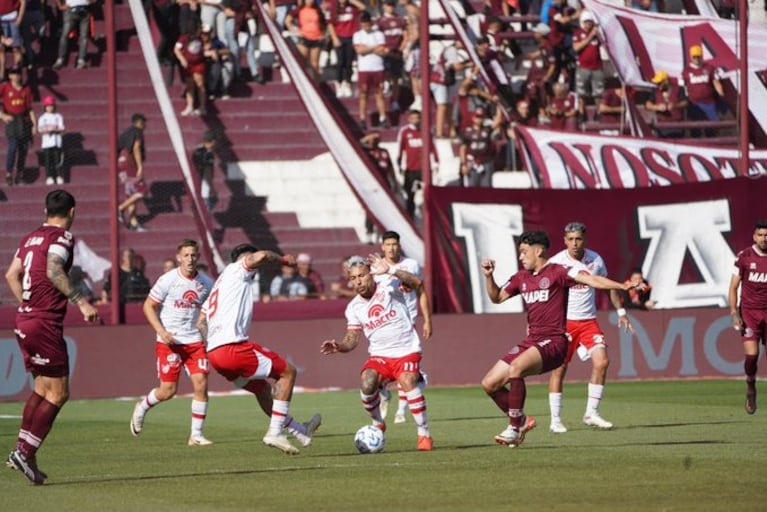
[1,380,765,511]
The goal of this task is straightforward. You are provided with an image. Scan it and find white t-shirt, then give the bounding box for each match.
[37,112,64,149]
[202,260,259,351]
[373,256,420,323]
[353,29,385,72]
[345,278,421,358]
[549,248,607,320]
[148,268,214,344]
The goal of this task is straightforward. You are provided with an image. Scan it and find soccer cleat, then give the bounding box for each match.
[7,450,47,485]
[495,416,537,448]
[746,390,757,415]
[373,422,386,433]
[583,413,614,430]
[45,177,55,185]
[294,414,322,447]
[417,435,433,451]
[187,435,213,446]
[263,434,299,455]
[379,388,391,419]
[394,412,407,424]
[130,402,145,437]
[549,419,568,434]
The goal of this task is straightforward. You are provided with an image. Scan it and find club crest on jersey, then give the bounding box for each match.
[539,277,550,289]
[365,303,397,329]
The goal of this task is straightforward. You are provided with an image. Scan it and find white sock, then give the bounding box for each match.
[360,390,384,426]
[141,389,161,412]
[549,392,563,422]
[267,400,290,436]
[586,383,604,415]
[405,388,429,437]
[396,386,408,415]
[191,400,207,437]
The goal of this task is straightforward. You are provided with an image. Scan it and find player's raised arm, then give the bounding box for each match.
[242,250,295,270]
[575,272,639,293]
[482,258,511,304]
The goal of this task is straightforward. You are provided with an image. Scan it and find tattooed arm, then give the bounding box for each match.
[320,329,361,355]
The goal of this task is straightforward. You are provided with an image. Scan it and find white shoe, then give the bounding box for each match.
[293,414,322,447]
[394,412,407,424]
[45,177,55,185]
[583,412,613,430]
[379,388,392,419]
[494,416,537,448]
[263,434,299,454]
[55,176,64,185]
[549,420,568,434]
[130,402,144,437]
[188,435,213,446]
[180,107,194,116]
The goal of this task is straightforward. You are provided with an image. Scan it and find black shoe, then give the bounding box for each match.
[381,119,391,129]
[256,75,266,85]
[7,450,47,485]
[746,389,757,415]
[359,120,367,131]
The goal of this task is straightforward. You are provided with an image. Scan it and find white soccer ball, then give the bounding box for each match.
[354,425,385,454]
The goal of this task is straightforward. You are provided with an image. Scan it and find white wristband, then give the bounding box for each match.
[387,266,396,275]
[617,308,627,317]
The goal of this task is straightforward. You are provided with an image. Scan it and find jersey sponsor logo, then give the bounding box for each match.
[365,303,398,329]
[31,353,50,366]
[56,235,73,246]
[175,290,201,309]
[748,271,767,283]
[521,289,549,303]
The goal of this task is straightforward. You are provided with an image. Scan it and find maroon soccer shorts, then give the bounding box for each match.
[740,308,767,344]
[15,316,69,378]
[501,334,568,374]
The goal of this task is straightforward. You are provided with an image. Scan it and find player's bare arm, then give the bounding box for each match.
[197,311,208,339]
[143,298,175,344]
[576,273,640,293]
[243,251,295,270]
[4,256,24,303]
[609,289,635,333]
[728,273,743,331]
[47,253,99,323]
[419,290,433,341]
[321,329,361,355]
[481,258,510,303]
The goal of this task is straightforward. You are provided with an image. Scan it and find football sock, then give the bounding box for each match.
[507,378,527,430]
[140,389,161,412]
[405,388,429,436]
[360,390,384,425]
[396,385,408,415]
[745,354,758,389]
[267,400,290,436]
[549,392,563,422]
[191,400,208,437]
[21,398,61,458]
[586,383,605,415]
[488,386,509,413]
[17,392,44,451]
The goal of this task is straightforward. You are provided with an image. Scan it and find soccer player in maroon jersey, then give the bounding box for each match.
[480,230,638,448]
[729,220,767,415]
[4,190,99,484]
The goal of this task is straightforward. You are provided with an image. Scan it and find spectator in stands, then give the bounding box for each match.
[619,268,655,310]
[505,99,538,171]
[37,95,66,185]
[192,130,218,210]
[201,23,233,100]
[402,37,421,111]
[475,35,514,107]
[53,0,96,70]
[454,69,499,137]
[269,262,312,301]
[221,1,246,81]
[645,70,687,138]
[353,11,389,131]
[296,252,324,298]
[545,82,578,130]
[101,248,151,304]
[0,0,24,74]
[546,0,578,88]
[286,0,328,79]
[396,109,438,220]
[329,0,364,99]
[178,0,201,36]
[630,0,664,12]
[175,25,208,116]
[241,3,262,83]
[361,130,396,243]
[430,41,469,139]
[526,23,558,106]
[572,11,603,121]
[69,265,97,304]
[21,0,46,69]
[597,79,627,135]
[459,107,496,187]
[145,0,180,66]
[377,0,407,112]
[680,45,725,136]
[0,67,35,187]
[485,15,521,63]
[117,113,148,232]
[200,0,226,40]
[329,257,356,299]
[162,257,177,274]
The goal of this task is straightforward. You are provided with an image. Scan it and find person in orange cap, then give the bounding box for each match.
[645,70,687,137]
[680,44,725,136]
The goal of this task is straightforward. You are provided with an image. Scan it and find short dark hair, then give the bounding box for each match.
[230,243,259,262]
[359,11,372,23]
[381,230,400,242]
[755,220,767,230]
[132,113,146,124]
[45,189,76,218]
[519,230,550,249]
[177,239,199,252]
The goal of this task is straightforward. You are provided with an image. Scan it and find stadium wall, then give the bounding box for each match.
[0,307,746,402]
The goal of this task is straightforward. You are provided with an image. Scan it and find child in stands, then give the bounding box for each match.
[37,96,66,185]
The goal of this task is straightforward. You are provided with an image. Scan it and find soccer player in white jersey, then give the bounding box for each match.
[129,239,215,445]
[547,222,634,433]
[375,230,432,423]
[198,244,319,455]
[321,254,434,451]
